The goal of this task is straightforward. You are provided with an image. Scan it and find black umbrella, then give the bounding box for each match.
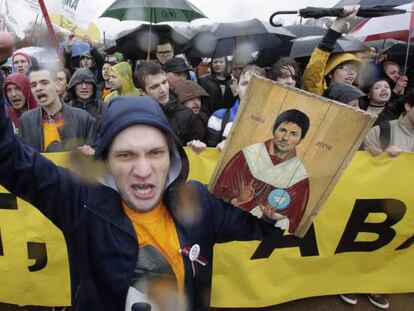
[184,19,295,58]
[254,25,328,67]
[368,39,414,66]
[290,35,367,59]
[100,0,206,59]
[105,24,189,60]
[270,6,407,27]
[254,45,292,67]
[100,0,206,23]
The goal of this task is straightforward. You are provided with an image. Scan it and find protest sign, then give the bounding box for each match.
[210,77,376,236]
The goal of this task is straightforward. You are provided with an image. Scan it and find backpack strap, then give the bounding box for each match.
[379,121,391,151]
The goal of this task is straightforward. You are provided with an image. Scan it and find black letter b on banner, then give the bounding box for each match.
[335,199,406,254]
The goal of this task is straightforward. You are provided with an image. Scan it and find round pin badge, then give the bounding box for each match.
[189,244,200,261]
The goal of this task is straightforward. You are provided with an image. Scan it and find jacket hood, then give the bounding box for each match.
[67,68,98,99]
[324,83,366,104]
[3,73,37,117]
[67,68,98,101]
[95,96,189,188]
[324,53,362,77]
[109,62,139,96]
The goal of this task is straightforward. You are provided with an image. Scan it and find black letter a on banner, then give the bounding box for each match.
[251,224,319,259]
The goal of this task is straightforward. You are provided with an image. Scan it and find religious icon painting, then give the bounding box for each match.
[209,77,376,237]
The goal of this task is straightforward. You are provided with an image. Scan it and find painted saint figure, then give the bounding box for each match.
[213,109,310,233]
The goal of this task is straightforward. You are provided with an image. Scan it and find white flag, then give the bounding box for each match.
[44,0,100,29]
[13,0,40,14]
[4,0,33,38]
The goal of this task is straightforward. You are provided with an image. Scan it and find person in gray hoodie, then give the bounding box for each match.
[67,68,105,126]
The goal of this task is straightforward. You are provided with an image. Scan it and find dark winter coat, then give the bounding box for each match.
[0,93,277,311]
[66,68,105,125]
[161,92,202,145]
[198,73,236,115]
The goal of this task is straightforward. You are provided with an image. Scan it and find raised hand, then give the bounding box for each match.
[331,4,360,33]
[65,33,75,53]
[394,75,408,96]
[231,180,255,206]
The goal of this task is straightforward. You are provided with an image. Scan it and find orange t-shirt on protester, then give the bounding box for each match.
[102,87,112,100]
[42,119,64,151]
[123,201,185,298]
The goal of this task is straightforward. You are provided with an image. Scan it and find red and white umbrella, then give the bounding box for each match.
[350,2,414,42]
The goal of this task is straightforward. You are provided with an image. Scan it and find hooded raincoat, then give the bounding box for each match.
[0,89,277,310]
[303,29,362,96]
[104,62,140,103]
[4,73,38,128]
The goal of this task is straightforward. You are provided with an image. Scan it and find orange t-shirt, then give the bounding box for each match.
[102,87,112,100]
[123,201,185,298]
[42,119,64,151]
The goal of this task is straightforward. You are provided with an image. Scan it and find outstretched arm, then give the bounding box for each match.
[303,5,359,95]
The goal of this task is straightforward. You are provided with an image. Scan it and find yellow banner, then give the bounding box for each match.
[211,152,414,307]
[0,151,413,307]
[0,153,71,306]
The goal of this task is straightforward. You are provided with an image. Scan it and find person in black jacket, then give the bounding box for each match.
[66,68,105,124]
[198,57,237,116]
[134,61,201,145]
[174,79,210,143]
[64,33,105,83]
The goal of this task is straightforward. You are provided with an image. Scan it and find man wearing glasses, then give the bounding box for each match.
[156,42,174,65]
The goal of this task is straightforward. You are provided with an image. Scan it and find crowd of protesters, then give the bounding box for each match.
[0,3,413,310]
[2,6,413,159]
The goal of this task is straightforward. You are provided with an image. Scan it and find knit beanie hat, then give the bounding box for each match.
[324,83,366,104]
[12,51,31,64]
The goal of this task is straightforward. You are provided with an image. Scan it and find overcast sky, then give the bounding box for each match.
[96,0,340,38]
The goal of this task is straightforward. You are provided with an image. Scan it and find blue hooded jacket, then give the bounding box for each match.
[0,92,277,310]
